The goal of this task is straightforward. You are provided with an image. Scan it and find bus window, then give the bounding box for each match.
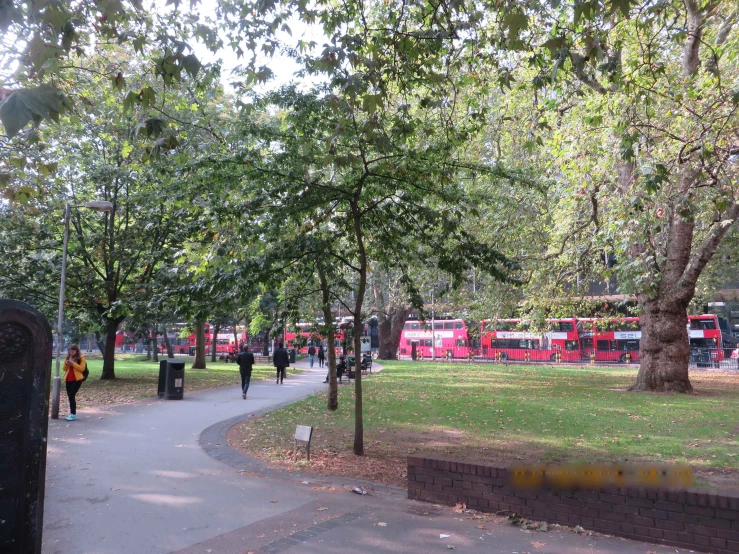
[597,340,610,351]
[444,322,454,330]
[406,339,411,345]
[403,323,410,330]
[434,322,443,330]
[455,322,464,329]
[424,339,432,346]
[424,323,432,331]
[411,323,419,330]
[690,318,716,330]
[560,322,574,332]
[617,340,640,351]
[565,340,579,351]
[581,338,593,349]
[456,339,467,347]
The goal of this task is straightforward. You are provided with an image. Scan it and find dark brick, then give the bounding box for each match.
[599,493,626,505]
[667,511,692,524]
[409,480,424,490]
[694,535,712,547]
[573,490,600,501]
[435,477,453,487]
[654,519,685,532]
[560,496,586,508]
[627,515,655,527]
[437,460,450,472]
[619,523,635,533]
[468,489,483,499]
[708,494,721,508]
[425,483,443,493]
[717,509,739,521]
[710,538,727,549]
[728,540,739,552]
[696,493,710,507]
[472,483,489,493]
[625,497,655,508]
[633,525,651,537]
[701,517,733,530]
[654,501,683,513]
[612,504,640,515]
[601,511,626,523]
[717,529,739,542]
[734,519,739,532]
[687,524,718,538]
[408,456,424,467]
[661,530,680,542]
[639,508,668,520]
[647,528,663,539]
[685,505,715,517]
[416,474,433,484]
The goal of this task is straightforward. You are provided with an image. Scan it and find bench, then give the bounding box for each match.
[361,357,372,374]
[252,354,273,365]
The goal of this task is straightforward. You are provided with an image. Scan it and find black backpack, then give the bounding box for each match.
[82,360,89,382]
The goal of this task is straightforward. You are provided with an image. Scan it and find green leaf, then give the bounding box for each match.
[608,0,634,18]
[0,85,68,138]
[182,54,201,79]
[503,12,528,41]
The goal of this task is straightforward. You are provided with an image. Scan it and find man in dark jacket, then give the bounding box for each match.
[307,344,316,367]
[237,345,255,399]
[273,342,290,384]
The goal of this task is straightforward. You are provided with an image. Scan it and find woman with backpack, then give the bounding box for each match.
[63,344,87,421]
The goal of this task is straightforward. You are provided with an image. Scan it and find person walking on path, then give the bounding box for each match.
[273,342,290,385]
[307,344,316,367]
[317,344,325,368]
[237,344,255,399]
[63,344,87,421]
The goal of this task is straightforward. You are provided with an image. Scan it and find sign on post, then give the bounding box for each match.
[294,425,313,461]
[0,299,53,554]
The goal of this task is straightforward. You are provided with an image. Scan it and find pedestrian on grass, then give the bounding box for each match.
[273,342,290,385]
[308,343,316,367]
[317,344,325,368]
[63,344,87,421]
[237,344,255,399]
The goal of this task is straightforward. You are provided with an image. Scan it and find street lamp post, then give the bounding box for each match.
[51,201,114,420]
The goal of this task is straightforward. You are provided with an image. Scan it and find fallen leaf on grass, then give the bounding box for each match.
[476,525,486,530]
[531,541,546,549]
[453,502,466,513]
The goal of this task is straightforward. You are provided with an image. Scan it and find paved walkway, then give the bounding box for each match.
[43,360,703,554]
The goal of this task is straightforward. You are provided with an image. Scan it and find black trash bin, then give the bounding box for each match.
[158,359,185,399]
[289,348,296,364]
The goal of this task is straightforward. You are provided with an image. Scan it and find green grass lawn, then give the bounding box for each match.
[229,361,739,489]
[58,354,302,412]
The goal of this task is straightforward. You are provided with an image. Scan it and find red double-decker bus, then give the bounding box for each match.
[688,314,724,362]
[399,318,470,359]
[115,324,247,355]
[284,322,346,353]
[480,318,581,362]
[577,317,641,363]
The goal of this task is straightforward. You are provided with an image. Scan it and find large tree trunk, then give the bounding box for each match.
[318,266,338,410]
[192,320,207,369]
[211,323,221,363]
[101,318,121,380]
[378,307,410,360]
[162,324,174,358]
[630,302,693,393]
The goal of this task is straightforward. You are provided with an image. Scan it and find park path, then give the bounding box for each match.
[43,359,330,554]
[43,359,701,554]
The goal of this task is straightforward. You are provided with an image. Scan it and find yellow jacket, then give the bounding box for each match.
[64,355,87,381]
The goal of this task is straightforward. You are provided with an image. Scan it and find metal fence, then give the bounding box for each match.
[396,347,739,370]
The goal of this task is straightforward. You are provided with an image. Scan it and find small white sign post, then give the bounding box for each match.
[294,425,313,461]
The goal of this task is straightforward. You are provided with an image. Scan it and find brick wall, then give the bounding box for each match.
[408,457,739,554]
